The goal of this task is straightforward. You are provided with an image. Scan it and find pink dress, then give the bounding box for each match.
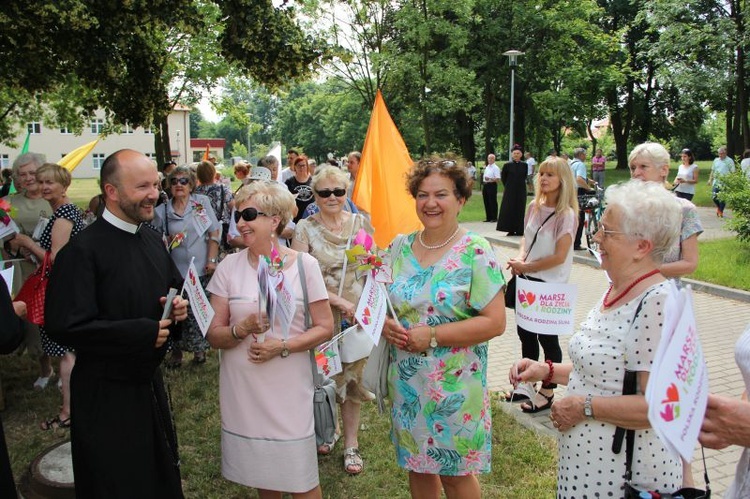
[206,250,328,492]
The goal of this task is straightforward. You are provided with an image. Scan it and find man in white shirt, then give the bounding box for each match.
[524,152,536,195]
[482,154,501,222]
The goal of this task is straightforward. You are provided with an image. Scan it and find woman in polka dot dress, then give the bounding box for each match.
[509,181,684,497]
[13,163,85,431]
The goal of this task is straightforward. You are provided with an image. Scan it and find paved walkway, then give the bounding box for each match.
[464,207,749,497]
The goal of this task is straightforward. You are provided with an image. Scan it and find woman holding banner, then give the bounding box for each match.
[154,165,220,366]
[504,157,578,413]
[292,166,375,474]
[509,180,684,497]
[381,158,506,499]
[206,181,333,498]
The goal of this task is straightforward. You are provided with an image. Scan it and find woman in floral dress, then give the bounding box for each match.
[381,158,506,498]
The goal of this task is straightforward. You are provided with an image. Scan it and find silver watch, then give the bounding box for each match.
[584,394,594,419]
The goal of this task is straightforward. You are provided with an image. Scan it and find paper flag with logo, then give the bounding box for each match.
[354,273,387,345]
[315,340,343,379]
[514,278,578,335]
[256,258,276,342]
[645,282,708,462]
[183,260,215,338]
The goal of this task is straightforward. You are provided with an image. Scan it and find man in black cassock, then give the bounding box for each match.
[45,149,188,499]
[496,146,528,236]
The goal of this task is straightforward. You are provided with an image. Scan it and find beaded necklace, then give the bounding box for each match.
[602,269,661,308]
[418,226,460,250]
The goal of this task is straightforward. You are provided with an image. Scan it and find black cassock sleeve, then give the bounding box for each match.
[45,226,181,360]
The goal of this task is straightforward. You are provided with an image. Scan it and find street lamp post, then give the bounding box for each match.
[246,113,252,162]
[503,50,524,161]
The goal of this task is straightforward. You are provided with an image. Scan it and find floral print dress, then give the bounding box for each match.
[387,232,504,475]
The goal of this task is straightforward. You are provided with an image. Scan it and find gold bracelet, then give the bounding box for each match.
[231,324,242,341]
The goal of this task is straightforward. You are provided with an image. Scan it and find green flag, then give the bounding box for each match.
[20,129,30,154]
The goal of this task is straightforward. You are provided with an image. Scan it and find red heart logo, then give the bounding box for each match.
[526,292,536,305]
[660,403,675,422]
[662,383,680,404]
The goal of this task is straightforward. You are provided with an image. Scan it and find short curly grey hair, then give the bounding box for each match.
[12,152,46,177]
[628,142,670,169]
[604,179,681,264]
[311,165,349,191]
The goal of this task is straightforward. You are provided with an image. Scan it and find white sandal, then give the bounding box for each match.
[343,447,363,475]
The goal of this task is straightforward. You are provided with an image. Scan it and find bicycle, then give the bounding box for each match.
[579,184,604,252]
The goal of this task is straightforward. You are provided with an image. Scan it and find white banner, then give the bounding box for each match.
[0,266,13,296]
[183,261,215,338]
[645,283,708,462]
[514,278,578,335]
[354,273,387,345]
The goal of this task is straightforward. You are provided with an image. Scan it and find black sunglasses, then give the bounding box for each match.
[234,207,267,223]
[170,177,190,186]
[315,188,347,198]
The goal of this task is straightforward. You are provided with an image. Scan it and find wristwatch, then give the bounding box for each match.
[280,339,290,358]
[429,326,438,348]
[208,257,218,264]
[584,394,594,419]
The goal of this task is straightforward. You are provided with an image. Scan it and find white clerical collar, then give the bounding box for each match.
[102,208,140,234]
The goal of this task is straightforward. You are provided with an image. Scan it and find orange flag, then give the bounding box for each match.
[353,90,422,248]
[202,144,210,161]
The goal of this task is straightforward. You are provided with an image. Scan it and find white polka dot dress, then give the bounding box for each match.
[39,203,85,357]
[558,282,681,498]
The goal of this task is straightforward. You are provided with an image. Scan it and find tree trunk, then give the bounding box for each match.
[456,110,475,164]
[154,114,172,167]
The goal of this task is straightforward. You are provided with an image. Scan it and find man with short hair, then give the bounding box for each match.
[482,154,501,222]
[45,149,188,498]
[282,149,299,182]
[708,145,735,218]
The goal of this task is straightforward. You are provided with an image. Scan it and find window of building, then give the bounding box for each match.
[90,119,105,134]
[92,153,106,170]
[0,154,9,168]
[28,122,41,134]
[145,153,157,159]
[123,123,134,134]
[60,127,72,134]
[144,125,154,134]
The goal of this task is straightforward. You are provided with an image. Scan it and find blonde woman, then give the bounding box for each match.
[505,157,578,412]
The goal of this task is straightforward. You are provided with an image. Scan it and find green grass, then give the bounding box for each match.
[2,352,557,498]
[691,238,750,291]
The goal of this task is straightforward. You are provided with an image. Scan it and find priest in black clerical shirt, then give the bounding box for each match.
[46,149,188,499]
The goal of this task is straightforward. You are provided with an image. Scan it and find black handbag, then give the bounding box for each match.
[504,211,555,309]
[613,299,711,499]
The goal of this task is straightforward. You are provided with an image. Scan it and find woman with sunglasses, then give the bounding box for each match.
[285,154,314,224]
[381,158,506,498]
[206,181,333,498]
[292,166,375,475]
[154,165,220,366]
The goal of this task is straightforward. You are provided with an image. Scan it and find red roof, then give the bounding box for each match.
[190,138,226,148]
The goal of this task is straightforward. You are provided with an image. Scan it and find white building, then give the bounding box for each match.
[0,105,191,178]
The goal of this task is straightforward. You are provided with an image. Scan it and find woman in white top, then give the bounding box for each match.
[505,157,578,412]
[673,148,700,201]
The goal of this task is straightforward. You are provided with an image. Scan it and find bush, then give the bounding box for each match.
[718,170,750,241]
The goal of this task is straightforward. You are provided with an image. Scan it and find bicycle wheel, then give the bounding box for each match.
[585,211,599,251]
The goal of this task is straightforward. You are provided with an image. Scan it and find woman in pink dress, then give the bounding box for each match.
[206,181,333,498]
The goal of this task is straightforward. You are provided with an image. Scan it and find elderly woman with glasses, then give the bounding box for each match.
[510,180,685,497]
[154,165,220,366]
[206,181,333,498]
[381,157,506,499]
[292,166,375,474]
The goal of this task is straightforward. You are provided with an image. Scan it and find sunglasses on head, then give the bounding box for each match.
[233,207,267,223]
[315,188,347,198]
[170,177,190,186]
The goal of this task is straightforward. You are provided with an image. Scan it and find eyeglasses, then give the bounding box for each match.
[422,160,457,168]
[170,177,190,186]
[315,188,347,198]
[596,223,626,239]
[234,207,267,223]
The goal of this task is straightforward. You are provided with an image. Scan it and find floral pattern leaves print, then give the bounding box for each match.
[386,232,504,475]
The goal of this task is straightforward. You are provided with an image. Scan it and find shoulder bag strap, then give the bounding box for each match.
[521,210,555,263]
[298,255,323,387]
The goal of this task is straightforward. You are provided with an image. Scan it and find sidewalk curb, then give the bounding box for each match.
[495,396,558,441]
[483,234,750,304]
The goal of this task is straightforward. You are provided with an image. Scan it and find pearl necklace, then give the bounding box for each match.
[602,269,661,308]
[418,226,461,250]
